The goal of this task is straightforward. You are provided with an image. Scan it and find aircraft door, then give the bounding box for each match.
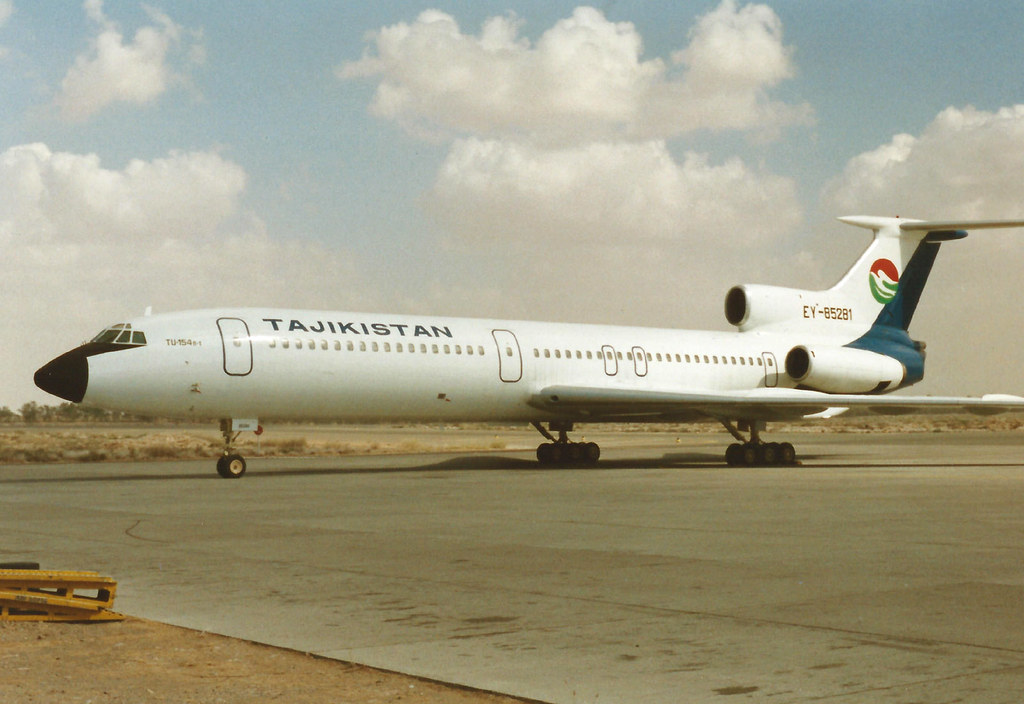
[761,351,778,388]
[492,329,522,382]
[601,345,618,376]
[632,346,648,377]
[217,317,253,376]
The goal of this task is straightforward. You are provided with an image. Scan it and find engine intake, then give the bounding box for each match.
[785,345,905,394]
[725,284,811,331]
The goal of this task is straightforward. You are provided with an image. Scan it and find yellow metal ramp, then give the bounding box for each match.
[0,569,124,622]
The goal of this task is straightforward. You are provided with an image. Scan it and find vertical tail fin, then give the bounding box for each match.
[831,216,948,332]
[834,216,1024,332]
[836,216,1024,389]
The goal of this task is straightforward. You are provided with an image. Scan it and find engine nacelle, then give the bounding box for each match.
[725,285,810,331]
[785,345,905,394]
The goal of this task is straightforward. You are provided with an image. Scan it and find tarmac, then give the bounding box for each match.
[3,430,1024,703]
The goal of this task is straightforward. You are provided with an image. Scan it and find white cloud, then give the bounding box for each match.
[338,2,812,142]
[0,143,246,243]
[0,143,371,405]
[55,0,202,120]
[427,138,801,248]
[821,104,1024,394]
[824,105,1024,219]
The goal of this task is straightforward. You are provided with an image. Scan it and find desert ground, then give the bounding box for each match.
[3,418,1023,703]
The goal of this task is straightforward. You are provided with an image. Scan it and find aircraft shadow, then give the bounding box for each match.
[2,451,1016,485]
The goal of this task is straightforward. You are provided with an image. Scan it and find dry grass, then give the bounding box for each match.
[1,415,1021,465]
[0,425,525,465]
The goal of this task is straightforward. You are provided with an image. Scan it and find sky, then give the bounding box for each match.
[3,0,1024,406]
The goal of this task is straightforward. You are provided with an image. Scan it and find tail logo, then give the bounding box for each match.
[869,259,900,304]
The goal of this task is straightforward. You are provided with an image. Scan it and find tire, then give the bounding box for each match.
[216,454,247,478]
[582,442,601,466]
[725,443,742,466]
[779,442,797,465]
[762,442,780,466]
[537,443,554,465]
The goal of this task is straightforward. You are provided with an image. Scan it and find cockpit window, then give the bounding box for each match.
[91,323,147,347]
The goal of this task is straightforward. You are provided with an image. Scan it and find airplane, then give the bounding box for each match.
[34,215,1024,478]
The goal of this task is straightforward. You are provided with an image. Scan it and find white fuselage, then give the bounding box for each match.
[83,308,798,422]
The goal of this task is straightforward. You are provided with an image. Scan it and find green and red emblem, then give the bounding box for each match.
[869,259,899,304]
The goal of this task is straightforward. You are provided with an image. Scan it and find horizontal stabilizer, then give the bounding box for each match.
[839,216,1024,234]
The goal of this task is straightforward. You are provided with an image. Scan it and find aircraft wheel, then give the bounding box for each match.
[740,443,760,466]
[582,442,601,466]
[217,454,247,479]
[725,443,742,466]
[536,443,551,465]
[565,442,583,464]
[779,442,797,465]
[762,442,780,466]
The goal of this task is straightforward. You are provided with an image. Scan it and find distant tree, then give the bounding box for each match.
[19,402,40,423]
[0,406,17,423]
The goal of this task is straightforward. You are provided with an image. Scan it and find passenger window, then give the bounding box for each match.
[347,341,355,351]
[384,342,391,352]
[555,350,562,359]
[739,357,745,365]
[282,340,290,349]
[544,349,551,358]
[270,339,277,349]
[421,344,428,353]
[372,342,380,352]
[396,343,403,353]
[684,354,690,363]
[703,355,709,363]
[757,358,763,366]
[478,346,485,356]
[586,351,593,360]
[296,340,303,349]
[359,341,367,351]
[455,345,462,354]
[321,340,328,350]
[432,344,439,354]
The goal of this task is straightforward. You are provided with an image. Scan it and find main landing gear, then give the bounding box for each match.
[216,419,248,478]
[721,419,798,467]
[532,421,601,467]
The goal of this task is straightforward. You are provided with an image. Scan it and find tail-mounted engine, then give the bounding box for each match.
[784,345,905,394]
[725,285,807,331]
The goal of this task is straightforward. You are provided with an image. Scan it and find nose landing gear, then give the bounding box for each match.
[215,418,259,478]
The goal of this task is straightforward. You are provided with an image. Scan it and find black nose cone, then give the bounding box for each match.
[34,347,89,403]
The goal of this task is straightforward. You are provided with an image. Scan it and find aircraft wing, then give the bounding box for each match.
[527,386,1024,423]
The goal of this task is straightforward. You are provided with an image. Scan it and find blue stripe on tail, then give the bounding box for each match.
[845,238,949,390]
